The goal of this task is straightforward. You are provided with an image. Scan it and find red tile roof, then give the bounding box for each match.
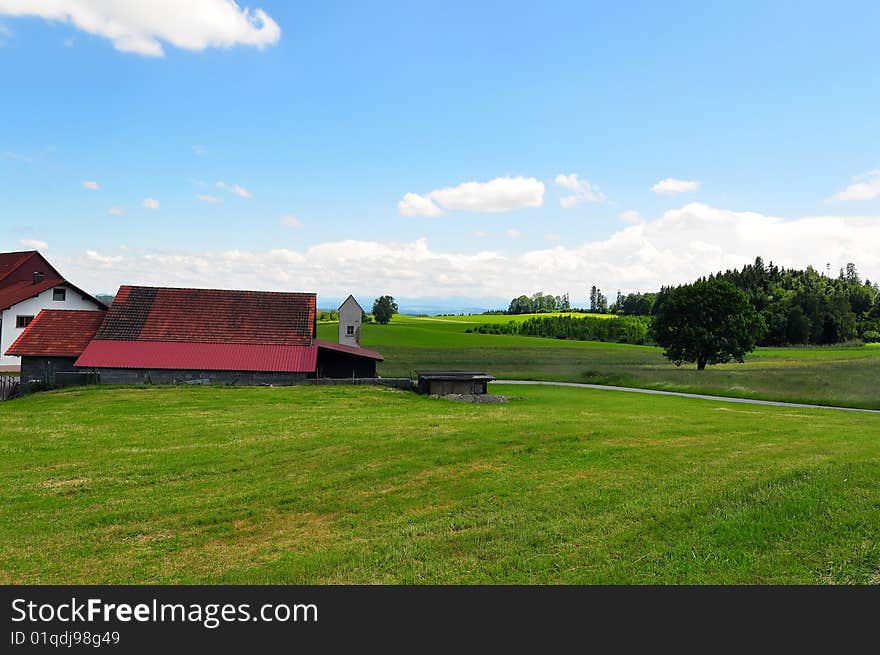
[6,310,107,357]
[316,339,384,361]
[95,286,316,345]
[75,340,318,373]
[0,277,66,311]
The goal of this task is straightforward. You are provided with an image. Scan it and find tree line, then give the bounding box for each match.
[506,292,571,314]
[497,257,880,345]
[467,314,652,345]
[703,258,879,345]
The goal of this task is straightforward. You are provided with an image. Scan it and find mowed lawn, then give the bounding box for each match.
[2,384,878,584]
[317,315,880,409]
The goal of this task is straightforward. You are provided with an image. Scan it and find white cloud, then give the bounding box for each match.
[20,238,47,250]
[197,194,223,204]
[398,192,444,218]
[544,233,561,242]
[216,181,251,198]
[84,249,123,266]
[555,173,605,208]
[108,206,125,216]
[83,180,99,190]
[506,228,522,238]
[399,176,545,216]
[53,203,880,300]
[651,178,700,195]
[619,210,643,224]
[192,145,207,157]
[0,0,281,58]
[142,198,159,210]
[471,230,489,238]
[831,170,880,201]
[280,215,303,229]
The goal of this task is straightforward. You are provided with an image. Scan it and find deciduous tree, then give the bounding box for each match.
[651,279,765,370]
[372,295,398,325]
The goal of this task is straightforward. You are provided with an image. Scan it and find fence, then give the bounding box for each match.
[0,375,20,400]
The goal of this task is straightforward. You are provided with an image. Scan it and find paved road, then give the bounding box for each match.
[491,380,880,414]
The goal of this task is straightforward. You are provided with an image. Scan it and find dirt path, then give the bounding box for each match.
[492,380,880,414]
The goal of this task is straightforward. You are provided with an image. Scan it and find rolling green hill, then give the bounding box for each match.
[318,315,880,409]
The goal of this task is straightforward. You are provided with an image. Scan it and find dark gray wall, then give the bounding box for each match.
[421,379,489,395]
[20,356,78,386]
[92,368,310,386]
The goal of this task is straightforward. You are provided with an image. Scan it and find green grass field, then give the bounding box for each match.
[318,315,880,409]
[2,384,877,584]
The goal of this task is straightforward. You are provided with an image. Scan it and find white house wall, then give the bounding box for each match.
[0,284,101,366]
[338,296,363,347]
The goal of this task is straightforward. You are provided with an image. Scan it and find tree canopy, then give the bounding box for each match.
[651,278,766,370]
[507,292,570,314]
[711,258,877,345]
[371,295,398,325]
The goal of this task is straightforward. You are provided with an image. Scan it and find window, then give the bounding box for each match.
[346,325,355,336]
[53,288,66,301]
[16,315,34,328]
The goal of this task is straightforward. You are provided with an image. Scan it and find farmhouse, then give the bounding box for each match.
[8,284,382,386]
[0,251,106,368]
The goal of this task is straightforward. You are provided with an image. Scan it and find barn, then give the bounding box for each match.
[6,309,106,386]
[7,285,383,387]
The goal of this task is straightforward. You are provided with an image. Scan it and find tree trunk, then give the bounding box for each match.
[697,356,707,371]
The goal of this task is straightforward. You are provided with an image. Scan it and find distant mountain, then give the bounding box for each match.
[317,296,509,316]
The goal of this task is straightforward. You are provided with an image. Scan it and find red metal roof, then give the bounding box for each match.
[6,309,107,357]
[75,340,318,372]
[316,339,384,361]
[95,286,316,345]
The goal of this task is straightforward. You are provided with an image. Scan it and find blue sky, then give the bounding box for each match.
[1,1,879,306]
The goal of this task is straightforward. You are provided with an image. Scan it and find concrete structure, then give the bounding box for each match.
[338,294,363,348]
[0,251,105,368]
[416,371,495,395]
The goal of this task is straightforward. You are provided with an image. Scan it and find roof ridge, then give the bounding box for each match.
[118,284,316,296]
[25,308,106,316]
